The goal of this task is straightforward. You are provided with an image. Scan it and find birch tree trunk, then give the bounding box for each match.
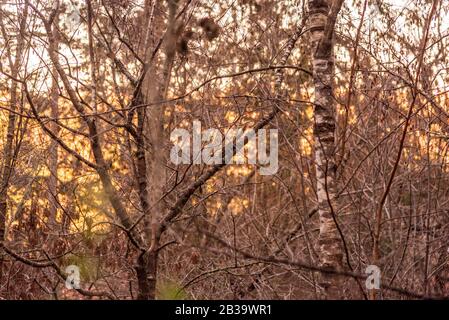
[308,0,344,298]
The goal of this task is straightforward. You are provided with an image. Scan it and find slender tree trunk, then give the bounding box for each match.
[135,0,180,300]
[47,14,60,228]
[0,3,28,282]
[308,0,344,298]
[135,250,159,300]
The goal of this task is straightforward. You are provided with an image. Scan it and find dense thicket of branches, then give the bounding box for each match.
[0,0,448,300]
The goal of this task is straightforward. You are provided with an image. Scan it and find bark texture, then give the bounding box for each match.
[47,13,59,228]
[308,0,344,298]
[135,0,180,300]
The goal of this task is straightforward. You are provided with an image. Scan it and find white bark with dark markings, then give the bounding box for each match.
[308,0,344,298]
